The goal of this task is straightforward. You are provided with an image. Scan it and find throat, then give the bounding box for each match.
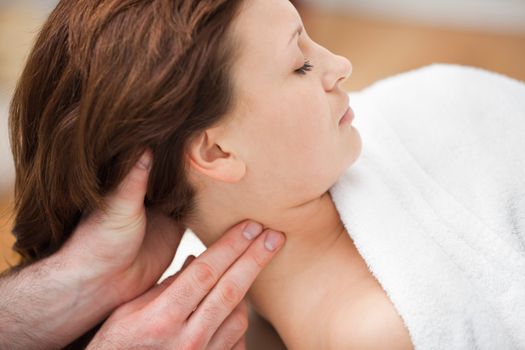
[246,193,361,348]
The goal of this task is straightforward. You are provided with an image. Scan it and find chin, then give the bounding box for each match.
[335,144,362,182]
[347,128,363,166]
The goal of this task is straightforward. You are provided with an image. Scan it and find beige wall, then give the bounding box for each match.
[299,6,525,94]
[300,0,525,35]
[0,3,51,193]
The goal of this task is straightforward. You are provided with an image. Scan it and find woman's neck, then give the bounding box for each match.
[191,191,363,348]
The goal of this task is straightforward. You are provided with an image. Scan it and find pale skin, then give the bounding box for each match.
[185,0,414,348]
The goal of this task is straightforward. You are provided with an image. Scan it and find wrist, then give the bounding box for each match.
[49,245,123,315]
[14,249,119,349]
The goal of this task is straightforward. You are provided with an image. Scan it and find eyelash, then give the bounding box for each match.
[295,59,314,75]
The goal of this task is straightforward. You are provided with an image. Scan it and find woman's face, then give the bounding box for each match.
[192,0,362,209]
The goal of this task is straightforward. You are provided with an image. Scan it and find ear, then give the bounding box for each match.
[186,129,246,183]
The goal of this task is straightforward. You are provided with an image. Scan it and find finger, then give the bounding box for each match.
[157,255,196,286]
[171,255,196,279]
[147,220,265,323]
[160,255,196,283]
[144,209,186,254]
[206,300,248,350]
[185,229,285,343]
[104,149,152,221]
[119,270,178,312]
[182,255,197,269]
[65,151,153,253]
[132,209,186,285]
[79,150,153,263]
[130,254,197,309]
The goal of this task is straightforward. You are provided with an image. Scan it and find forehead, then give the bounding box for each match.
[231,0,302,61]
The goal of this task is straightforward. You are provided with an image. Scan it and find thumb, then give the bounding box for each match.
[104,150,152,222]
[62,150,154,267]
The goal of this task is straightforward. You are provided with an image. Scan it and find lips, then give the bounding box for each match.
[338,96,350,122]
[338,96,354,125]
[338,107,352,125]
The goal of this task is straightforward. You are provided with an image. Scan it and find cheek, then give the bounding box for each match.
[237,96,347,198]
[269,107,339,190]
[292,126,339,180]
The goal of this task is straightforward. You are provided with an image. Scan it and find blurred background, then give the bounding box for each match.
[1,0,525,272]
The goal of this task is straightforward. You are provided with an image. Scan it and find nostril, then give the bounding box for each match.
[343,57,352,78]
[336,58,352,86]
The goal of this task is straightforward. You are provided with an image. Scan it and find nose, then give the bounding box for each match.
[323,53,352,91]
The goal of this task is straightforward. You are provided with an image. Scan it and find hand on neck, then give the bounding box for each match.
[187,188,348,346]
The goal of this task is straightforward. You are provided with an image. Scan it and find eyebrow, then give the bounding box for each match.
[288,24,303,45]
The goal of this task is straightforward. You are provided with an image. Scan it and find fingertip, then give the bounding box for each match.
[263,230,285,252]
[135,149,153,171]
[105,150,152,218]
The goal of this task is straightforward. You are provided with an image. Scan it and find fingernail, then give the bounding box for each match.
[264,230,284,252]
[136,151,152,171]
[242,221,263,240]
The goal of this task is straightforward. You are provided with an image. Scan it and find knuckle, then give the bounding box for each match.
[218,280,243,306]
[201,304,221,324]
[192,261,217,288]
[146,318,173,339]
[224,234,245,256]
[219,313,248,349]
[250,249,267,270]
[230,312,249,333]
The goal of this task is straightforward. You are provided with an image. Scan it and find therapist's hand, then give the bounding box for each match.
[61,150,185,305]
[87,221,285,350]
[1,150,187,350]
[0,149,285,350]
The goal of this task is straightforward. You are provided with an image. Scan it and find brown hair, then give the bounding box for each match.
[9,0,244,267]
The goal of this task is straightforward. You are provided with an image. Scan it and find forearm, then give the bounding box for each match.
[0,251,119,349]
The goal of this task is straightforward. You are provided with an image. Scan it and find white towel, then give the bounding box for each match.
[329,63,525,350]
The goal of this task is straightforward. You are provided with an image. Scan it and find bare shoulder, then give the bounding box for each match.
[327,282,415,350]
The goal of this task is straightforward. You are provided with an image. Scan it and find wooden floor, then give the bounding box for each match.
[1,5,525,273]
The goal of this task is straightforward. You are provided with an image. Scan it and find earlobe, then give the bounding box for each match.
[186,131,246,183]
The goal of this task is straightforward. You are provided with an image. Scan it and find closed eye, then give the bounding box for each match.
[295,59,313,75]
